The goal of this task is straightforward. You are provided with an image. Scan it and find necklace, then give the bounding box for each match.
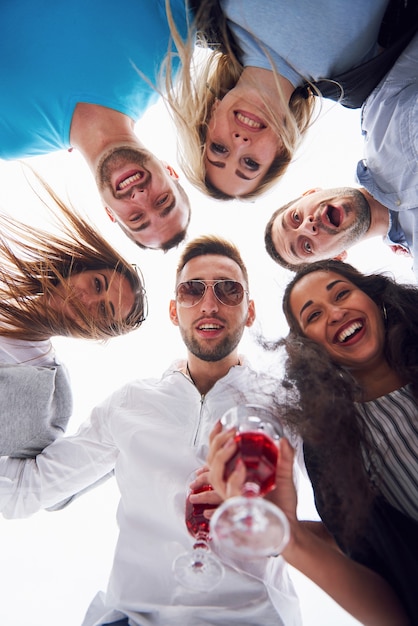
[186,362,197,387]
[186,359,241,387]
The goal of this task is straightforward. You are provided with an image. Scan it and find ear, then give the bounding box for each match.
[302,188,321,197]
[162,163,180,181]
[169,299,179,326]
[334,250,348,261]
[104,206,117,223]
[245,300,256,328]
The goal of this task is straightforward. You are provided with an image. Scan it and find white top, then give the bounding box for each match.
[0,335,56,366]
[0,358,302,626]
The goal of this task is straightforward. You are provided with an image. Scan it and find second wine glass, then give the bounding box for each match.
[173,475,224,591]
[210,404,290,560]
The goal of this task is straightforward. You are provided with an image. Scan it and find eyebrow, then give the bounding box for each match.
[129,198,176,233]
[206,157,255,181]
[100,273,115,319]
[279,213,299,261]
[298,279,345,318]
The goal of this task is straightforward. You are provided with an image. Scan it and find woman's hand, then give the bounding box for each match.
[188,465,223,513]
[207,421,299,524]
[206,420,244,500]
[266,437,298,525]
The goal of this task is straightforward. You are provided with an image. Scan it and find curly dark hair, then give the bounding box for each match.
[264,259,418,544]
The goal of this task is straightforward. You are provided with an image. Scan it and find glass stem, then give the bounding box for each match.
[242,482,261,498]
[193,531,210,551]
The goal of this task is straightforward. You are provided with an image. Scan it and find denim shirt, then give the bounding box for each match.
[356,32,418,276]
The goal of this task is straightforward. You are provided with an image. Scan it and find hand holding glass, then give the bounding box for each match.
[173,474,224,591]
[210,404,289,559]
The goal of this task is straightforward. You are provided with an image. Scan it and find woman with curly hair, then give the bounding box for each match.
[0,173,147,458]
[165,0,389,200]
[278,259,418,623]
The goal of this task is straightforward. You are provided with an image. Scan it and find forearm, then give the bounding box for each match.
[0,414,117,518]
[283,522,410,626]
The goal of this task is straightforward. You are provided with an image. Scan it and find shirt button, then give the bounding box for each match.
[395,199,401,206]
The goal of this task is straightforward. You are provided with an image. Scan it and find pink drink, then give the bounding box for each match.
[224,431,278,495]
[185,484,217,538]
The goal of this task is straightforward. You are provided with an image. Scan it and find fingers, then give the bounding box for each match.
[207,421,235,466]
[189,467,210,491]
[278,437,295,472]
[208,429,237,499]
[208,420,222,445]
[189,488,222,506]
[225,458,246,498]
[267,437,298,522]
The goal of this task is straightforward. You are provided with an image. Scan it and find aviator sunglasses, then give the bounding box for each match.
[176,280,248,308]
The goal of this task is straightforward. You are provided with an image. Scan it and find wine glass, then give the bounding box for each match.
[173,474,224,591]
[210,404,290,560]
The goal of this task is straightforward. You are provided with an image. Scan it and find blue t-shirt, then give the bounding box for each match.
[0,0,189,158]
[221,0,389,87]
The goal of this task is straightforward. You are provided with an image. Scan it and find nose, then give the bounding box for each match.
[328,306,347,325]
[301,215,318,234]
[233,131,249,144]
[130,187,147,201]
[78,291,101,311]
[200,285,219,313]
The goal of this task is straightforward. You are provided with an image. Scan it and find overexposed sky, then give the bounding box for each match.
[0,95,414,626]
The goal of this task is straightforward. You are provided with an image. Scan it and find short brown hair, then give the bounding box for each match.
[176,234,249,287]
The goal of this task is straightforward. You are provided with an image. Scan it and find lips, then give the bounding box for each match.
[333,319,364,344]
[196,319,225,336]
[234,110,266,131]
[323,204,343,228]
[115,170,144,191]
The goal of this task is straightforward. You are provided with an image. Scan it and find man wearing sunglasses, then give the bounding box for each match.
[0,235,302,626]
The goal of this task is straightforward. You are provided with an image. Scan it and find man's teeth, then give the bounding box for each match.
[236,112,263,128]
[198,324,221,330]
[337,321,362,343]
[118,172,142,190]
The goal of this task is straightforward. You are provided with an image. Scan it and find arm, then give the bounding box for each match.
[0,402,118,519]
[207,422,410,626]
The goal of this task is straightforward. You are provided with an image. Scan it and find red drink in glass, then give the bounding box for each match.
[224,431,278,495]
[185,484,217,538]
[174,482,225,590]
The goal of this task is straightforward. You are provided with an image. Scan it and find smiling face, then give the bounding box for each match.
[96,147,190,249]
[204,93,281,197]
[48,268,135,327]
[288,270,386,372]
[169,254,255,362]
[271,187,371,266]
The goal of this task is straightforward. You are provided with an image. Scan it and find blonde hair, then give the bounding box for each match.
[163,0,316,200]
[0,169,147,342]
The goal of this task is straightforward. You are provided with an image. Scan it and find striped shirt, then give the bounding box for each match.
[356,384,418,520]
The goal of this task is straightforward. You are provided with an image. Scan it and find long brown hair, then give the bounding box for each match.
[265,260,418,542]
[0,169,147,341]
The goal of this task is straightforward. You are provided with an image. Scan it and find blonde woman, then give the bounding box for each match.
[0,175,147,457]
[166,0,390,200]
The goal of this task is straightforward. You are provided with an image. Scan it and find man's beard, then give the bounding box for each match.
[179,326,244,362]
[339,189,371,248]
[96,147,149,193]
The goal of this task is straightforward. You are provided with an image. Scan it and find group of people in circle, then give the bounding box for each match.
[0,1,417,625]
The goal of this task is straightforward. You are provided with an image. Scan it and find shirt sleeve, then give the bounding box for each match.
[0,401,118,518]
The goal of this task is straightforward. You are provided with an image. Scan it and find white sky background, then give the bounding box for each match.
[0,95,415,626]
